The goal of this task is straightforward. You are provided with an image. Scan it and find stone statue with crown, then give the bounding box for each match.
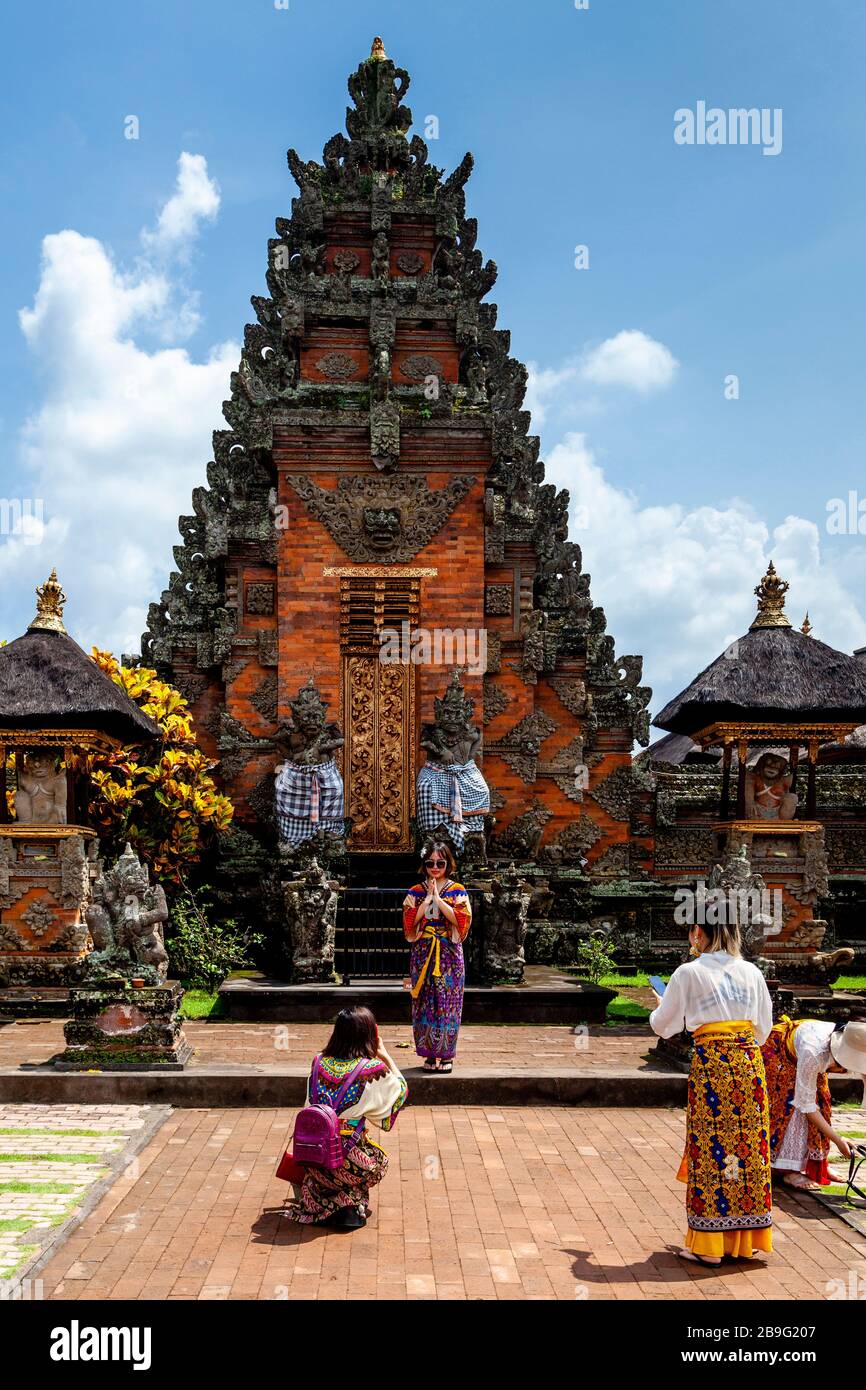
[417,671,491,859]
[273,678,346,864]
[83,843,170,985]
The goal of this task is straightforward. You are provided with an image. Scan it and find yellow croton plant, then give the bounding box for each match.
[64,650,235,883]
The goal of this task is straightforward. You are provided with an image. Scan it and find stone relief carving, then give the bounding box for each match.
[286,473,474,564]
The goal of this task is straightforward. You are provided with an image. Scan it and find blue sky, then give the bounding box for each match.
[1,0,864,717]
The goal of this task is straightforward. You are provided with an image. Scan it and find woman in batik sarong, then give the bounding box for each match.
[650,919,774,1267]
[283,1006,407,1229]
[762,1017,861,1190]
[402,842,472,1073]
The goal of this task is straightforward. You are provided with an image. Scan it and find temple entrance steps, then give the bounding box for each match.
[335,887,410,981]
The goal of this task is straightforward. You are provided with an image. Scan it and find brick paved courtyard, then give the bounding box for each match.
[23,1102,866,1302]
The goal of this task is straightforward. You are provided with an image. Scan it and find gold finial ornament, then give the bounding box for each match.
[28,568,68,635]
[370,36,387,61]
[801,613,813,637]
[749,562,791,631]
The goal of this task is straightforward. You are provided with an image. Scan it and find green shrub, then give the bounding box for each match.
[166,884,262,992]
[574,933,618,985]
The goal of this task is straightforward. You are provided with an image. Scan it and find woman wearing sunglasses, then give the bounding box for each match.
[402,841,472,1072]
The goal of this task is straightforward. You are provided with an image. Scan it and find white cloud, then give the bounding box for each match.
[545,432,866,715]
[5,155,238,656]
[140,152,220,260]
[580,329,679,394]
[525,330,678,426]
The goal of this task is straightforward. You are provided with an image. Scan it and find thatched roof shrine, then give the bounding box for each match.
[0,571,160,746]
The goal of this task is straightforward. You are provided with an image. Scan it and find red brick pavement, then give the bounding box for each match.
[37,1105,866,1302]
[0,1020,662,1072]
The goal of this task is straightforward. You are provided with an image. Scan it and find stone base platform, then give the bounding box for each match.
[0,988,75,1020]
[1,1017,862,1108]
[219,971,614,1025]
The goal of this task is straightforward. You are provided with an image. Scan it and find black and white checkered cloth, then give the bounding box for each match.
[416,760,490,853]
[275,759,345,847]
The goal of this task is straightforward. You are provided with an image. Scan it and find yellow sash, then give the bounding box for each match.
[410,924,451,999]
[693,1019,756,1043]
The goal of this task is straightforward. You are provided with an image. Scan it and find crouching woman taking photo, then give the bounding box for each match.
[280,1006,407,1230]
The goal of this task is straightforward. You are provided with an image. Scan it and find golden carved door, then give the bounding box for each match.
[339,575,418,853]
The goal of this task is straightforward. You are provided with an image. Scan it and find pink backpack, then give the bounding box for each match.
[290,1056,370,1170]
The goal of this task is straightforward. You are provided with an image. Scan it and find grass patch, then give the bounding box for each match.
[180,989,226,1020]
[598,970,671,989]
[837,1100,865,1111]
[605,997,652,1024]
[0,1247,38,1278]
[834,975,866,991]
[822,1184,862,1203]
[0,1218,37,1233]
[0,1128,124,1138]
[0,1153,109,1165]
[0,1181,81,1194]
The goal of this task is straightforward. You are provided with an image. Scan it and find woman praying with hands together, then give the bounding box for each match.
[402,841,471,1073]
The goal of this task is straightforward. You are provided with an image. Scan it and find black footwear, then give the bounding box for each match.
[334,1206,367,1230]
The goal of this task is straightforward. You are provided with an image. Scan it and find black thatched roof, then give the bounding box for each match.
[0,629,160,744]
[654,627,866,736]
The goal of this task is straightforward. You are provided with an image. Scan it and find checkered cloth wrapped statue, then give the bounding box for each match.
[274,678,345,848]
[416,671,490,854]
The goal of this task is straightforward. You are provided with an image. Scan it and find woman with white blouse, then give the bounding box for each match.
[650,918,774,1266]
[761,1017,863,1190]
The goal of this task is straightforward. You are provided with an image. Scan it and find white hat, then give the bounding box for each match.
[829,1020,866,1076]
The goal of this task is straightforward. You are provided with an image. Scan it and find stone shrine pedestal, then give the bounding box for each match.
[56,979,192,1071]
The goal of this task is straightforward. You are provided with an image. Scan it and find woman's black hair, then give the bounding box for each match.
[419,839,456,879]
[323,1005,379,1060]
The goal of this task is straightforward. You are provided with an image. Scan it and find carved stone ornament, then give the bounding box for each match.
[251,673,279,725]
[489,799,552,862]
[400,353,442,381]
[287,473,474,563]
[483,678,513,725]
[332,249,360,274]
[314,351,360,381]
[245,582,275,616]
[20,898,59,938]
[540,813,603,866]
[485,709,557,783]
[485,584,512,616]
[396,251,425,275]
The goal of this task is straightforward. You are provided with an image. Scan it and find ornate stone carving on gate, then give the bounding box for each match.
[286,473,474,564]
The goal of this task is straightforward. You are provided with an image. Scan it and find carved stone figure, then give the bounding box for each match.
[707,844,774,968]
[84,844,169,983]
[417,671,491,855]
[745,752,798,821]
[482,865,531,983]
[283,857,337,982]
[15,749,67,825]
[273,679,345,849]
[371,231,390,283]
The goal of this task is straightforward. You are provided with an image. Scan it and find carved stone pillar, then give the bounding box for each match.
[282,857,338,983]
[481,865,531,984]
[0,827,97,990]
